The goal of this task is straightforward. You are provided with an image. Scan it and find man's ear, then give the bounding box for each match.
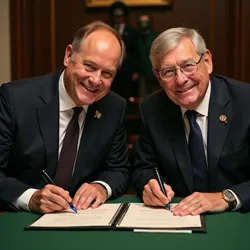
[203,49,213,74]
[64,45,73,66]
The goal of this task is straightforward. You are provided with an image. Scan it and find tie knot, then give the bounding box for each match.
[73,107,83,118]
[186,110,197,124]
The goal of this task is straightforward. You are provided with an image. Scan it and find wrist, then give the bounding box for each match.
[28,190,40,213]
[221,189,237,211]
[92,183,108,199]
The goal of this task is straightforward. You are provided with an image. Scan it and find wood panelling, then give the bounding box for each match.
[50,0,56,72]
[245,0,250,83]
[32,0,52,76]
[240,0,246,81]
[212,0,247,82]
[10,0,52,80]
[10,0,250,84]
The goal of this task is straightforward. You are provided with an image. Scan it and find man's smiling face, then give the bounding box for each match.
[63,29,121,106]
[153,38,213,110]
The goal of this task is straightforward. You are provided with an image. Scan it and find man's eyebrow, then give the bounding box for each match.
[161,58,197,68]
[160,64,175,70]
[107,67,116,73]
[82,59,97,66]
[82,59,116,73]
[181,58,196,63]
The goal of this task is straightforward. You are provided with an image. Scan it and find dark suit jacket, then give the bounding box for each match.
[110,24,138,98]
[0,70,130,210]
[133,74,250,211]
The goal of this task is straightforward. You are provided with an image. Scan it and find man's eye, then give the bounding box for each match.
[183,63,195,70]
[102,71,113,79]
[83,64,95,71]
[162,68,175,76]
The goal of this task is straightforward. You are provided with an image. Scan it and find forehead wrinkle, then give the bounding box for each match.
[159,38,200,68]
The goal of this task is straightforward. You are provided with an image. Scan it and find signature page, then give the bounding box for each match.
[117,203,201,229]
[30,203,121,228]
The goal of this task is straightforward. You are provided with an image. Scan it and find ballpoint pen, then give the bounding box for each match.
[41,169,77,213]
[154,167,171,210]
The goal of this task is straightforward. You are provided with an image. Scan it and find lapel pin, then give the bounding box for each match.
[219,115,227,124]
[94,110,102,119]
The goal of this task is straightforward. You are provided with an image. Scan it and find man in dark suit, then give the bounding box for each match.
[136,13,159,96]
[133,27,250,214]
[108,1,139,98]
[0,21,130,214]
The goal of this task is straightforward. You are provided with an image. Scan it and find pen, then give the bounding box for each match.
[41,169,77,213]
[154,167,171,210]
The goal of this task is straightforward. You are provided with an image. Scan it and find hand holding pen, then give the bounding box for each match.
[41,169,77,213]
[141,167,174,209]
[154,167,172,210]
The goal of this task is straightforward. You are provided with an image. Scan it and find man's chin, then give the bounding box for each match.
[77,95,101,105]
[179,99,199,110]
[77,90,108,105]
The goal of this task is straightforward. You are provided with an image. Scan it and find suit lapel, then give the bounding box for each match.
[37,72,61,177]
[207,76,232,190]
[161,97,194,193]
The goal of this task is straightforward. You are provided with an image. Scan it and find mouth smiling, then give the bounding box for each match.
[176,84,195,93]
[80,82,99,93]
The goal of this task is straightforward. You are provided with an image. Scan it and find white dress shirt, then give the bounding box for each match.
[13,71,111,211]
[115,23,125,36]
[180,82,241,210]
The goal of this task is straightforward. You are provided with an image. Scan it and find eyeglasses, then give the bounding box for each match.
[156,53,204,81]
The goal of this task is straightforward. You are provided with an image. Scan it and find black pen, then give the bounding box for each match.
[154,167,171,210]
[41,169,77,213]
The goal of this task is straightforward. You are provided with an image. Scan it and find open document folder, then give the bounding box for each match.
[25,203,206,233]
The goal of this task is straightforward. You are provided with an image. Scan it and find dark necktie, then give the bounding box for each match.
[54,107,83,189]
[186,110,209,192]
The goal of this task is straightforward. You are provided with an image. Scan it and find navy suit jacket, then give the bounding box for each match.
[110,24,138,98]
[0,70,130,210]
[133,74,250,211]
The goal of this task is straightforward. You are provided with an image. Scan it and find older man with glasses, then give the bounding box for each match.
[132,27,250,215]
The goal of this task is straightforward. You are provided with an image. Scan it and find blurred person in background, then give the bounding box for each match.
[109,1,139,99]
[136,13,160,97]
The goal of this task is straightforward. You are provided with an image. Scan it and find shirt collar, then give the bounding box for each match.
[59,70,88,113]
[180,81,211,117]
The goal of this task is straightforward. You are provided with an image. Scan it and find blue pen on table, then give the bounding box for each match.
[154,167,171,210]
[41,169,77,213]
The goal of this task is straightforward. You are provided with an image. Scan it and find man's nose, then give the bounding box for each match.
[89,70,102,84]
[175,68,188,84]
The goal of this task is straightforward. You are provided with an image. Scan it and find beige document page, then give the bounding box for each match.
[30,203,121,228]
[116,203,201,229]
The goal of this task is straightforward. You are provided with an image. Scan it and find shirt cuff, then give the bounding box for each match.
[12,188,38,211]
[229,189,242,211]
[92,181,112,199]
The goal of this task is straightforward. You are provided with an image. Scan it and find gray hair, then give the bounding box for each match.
[150,27,207,68]
[71,21,125,69]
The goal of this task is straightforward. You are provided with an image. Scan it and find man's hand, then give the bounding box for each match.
[28,184,71,214]
[142,179,174,207]
[72,183,107,210]
[171,192,229,216]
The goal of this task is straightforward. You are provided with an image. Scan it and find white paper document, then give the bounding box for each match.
[116,203,202,229]
[27,202,205,233]
[30,203,121,228]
